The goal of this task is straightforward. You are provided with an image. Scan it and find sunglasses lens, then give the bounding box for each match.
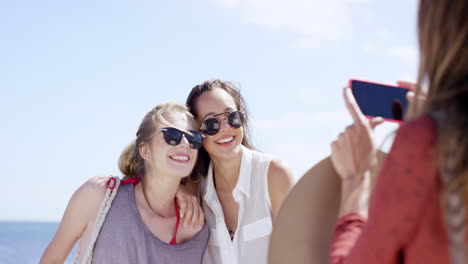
[202,118,220,135]
[228,112,244,128]
[162,128,182,146]
[186,131,204,149]
[162,127,204,149]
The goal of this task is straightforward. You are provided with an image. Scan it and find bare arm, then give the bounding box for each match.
[40,176,108,264]
[330,88,384,218]
[329,117,437,264]
[175,180,205,235]
[268,159,294,219]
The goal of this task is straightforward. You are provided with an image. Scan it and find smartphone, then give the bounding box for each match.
[349,79,411,123]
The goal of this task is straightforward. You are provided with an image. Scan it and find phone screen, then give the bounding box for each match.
[350,80,410,122]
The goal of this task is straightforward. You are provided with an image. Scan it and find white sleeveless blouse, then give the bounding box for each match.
[201,146,275,264]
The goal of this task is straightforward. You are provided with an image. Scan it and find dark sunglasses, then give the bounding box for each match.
[160,127,205,149]
[200,111,245,136]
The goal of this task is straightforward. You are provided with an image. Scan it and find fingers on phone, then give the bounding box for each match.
[396,80,416,90]
[343,87,366,124]
[406,91,415,102]
[370,117,384,129]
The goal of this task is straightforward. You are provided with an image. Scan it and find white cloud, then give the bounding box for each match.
[245,0,350,39]
[390,46,419,67]
[295,88,331,103]
[346,0,370,3]
[364,42,380,53]
[213,0,372,49]
[376,29,392,41]
[253,110,350,131]
[251,110,399,181]
[250,109,351,179]
[364,41,418,70]
[390,45,419,81]
[269,139,331,181]
[212,0,240,8]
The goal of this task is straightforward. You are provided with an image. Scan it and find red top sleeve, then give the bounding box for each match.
[328,116,438,264]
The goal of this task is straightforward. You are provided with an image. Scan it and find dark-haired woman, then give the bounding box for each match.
[186,80,294,264]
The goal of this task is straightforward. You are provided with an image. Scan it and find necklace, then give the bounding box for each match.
[139,180,181,245]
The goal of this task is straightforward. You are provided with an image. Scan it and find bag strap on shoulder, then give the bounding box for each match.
[75,176,121,264]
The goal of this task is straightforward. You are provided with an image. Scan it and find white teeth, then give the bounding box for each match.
[171,155,188,161]
[217,136,233,144]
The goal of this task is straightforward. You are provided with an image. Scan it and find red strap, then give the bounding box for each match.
[124,175,179,245]
[170,199,181,245]
[106,177,117,190]
[121,177,141,186]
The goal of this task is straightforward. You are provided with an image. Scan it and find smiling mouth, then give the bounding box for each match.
[169,154,190,162]
[216,136,234,144]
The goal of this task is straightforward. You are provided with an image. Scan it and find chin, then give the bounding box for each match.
[216,143,243,159]
[165,164,194,178]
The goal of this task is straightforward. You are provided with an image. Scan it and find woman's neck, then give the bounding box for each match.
[211,149,243,192]
[139,172,180,217]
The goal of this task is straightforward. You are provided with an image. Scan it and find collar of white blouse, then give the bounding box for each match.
[204,145,253,205]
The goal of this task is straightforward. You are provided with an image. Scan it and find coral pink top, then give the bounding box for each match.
[329,116,468,264]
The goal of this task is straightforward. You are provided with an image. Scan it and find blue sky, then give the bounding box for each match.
[0,0,418,221]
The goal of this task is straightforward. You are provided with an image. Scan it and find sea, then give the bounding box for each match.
[0,221,76,264]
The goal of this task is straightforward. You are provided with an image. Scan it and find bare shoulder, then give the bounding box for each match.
[81,175,112,191]
[267,158,294,188]
[65,176,112,235]
[268,156,342,264]
[267,159,294,217]
[39,176,112,263]
[70,176,112,216]
[75,176,110,199]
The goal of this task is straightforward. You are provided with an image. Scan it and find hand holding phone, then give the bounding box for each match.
[349,79,412,123]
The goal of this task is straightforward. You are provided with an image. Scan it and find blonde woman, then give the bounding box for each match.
[41,102,209,263]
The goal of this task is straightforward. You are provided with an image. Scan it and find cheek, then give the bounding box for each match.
[239,126,245,136]
[191,151,199,164]
[152,139,170,159]
[203,136,217,148]
[235,127,245,143]
[152,149,166,166]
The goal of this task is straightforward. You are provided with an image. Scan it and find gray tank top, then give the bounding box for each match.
[92,183,210,264]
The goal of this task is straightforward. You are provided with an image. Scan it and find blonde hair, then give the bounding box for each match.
[118,102,200,183]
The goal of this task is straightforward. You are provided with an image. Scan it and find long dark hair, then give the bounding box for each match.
[186,79,255,179]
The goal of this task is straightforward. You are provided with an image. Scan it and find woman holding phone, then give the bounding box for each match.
[185,79,294,264]
[328,0,468,263]
[40,102,209,264]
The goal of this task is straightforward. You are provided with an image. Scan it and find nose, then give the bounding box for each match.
[178,134,190,149]
[219,116,230,131]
